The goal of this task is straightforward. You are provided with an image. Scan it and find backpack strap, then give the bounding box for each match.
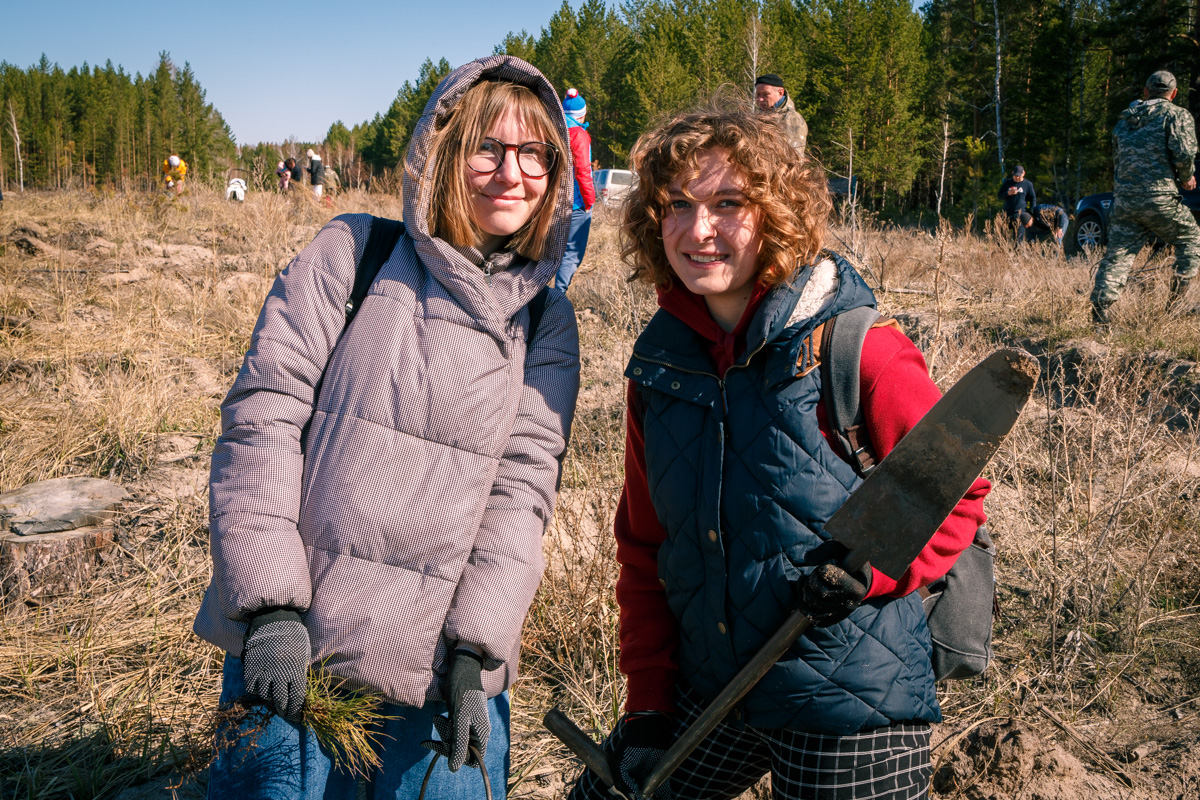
[819,306,883,476]
[346,216,405,325]
[526,286,550,345]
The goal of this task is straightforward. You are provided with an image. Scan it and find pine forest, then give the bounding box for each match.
[0,0,1196,220]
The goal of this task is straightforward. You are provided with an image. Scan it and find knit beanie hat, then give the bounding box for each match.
[562,88,587,121]
[168,155,180,167]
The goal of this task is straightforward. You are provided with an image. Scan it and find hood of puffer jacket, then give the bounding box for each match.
[1120,97,1172,131]
[401,55,573,331]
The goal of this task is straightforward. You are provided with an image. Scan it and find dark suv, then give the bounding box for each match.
[1066,167,1200,256]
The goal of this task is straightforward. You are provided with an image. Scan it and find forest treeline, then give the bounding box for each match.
[2,0,1196,218]
[0,53,234,191]
[330,0,1198,217]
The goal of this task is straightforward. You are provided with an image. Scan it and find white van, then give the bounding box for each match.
[592,169,636,207]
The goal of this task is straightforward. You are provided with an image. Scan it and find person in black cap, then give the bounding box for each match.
[754,74,808,159]
[998,165,1036,239]
[1091,69,1198,324]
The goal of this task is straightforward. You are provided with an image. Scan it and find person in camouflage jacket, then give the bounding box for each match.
[755,74,809,159]
[1091,70,1199,323]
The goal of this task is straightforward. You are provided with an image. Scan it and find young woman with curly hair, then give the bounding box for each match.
[568,105,989,800]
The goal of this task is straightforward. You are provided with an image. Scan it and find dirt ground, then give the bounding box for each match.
[1,189,1198,800]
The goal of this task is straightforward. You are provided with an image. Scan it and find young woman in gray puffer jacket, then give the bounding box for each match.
[195,55,580,799]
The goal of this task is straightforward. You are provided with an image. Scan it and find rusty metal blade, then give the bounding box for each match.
[830,347,1039,580]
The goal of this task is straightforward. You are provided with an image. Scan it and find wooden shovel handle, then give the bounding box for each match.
[544,707,614,788]
[640,609,813,797]
[542,608,813,798]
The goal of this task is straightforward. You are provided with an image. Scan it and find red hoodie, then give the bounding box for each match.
[614,283,991,713]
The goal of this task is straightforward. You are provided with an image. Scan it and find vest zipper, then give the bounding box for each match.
[633,353,718,380]
[633,335,771,416]
[718,338,770,416]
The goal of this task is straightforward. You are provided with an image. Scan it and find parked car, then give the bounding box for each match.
[827,175,859,200]
[1066,166,1200,256]
[593,168,635,207]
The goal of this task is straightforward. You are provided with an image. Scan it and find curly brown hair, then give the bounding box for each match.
[622,102,831,290]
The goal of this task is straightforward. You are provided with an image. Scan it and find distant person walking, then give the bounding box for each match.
[306,148,325,200]
[754,74,808,159]
[162,154,187,196]
[554,88,596,291]
[1091,70,1199,324]
[998,165,1036,238]
[1020,203,1068,247]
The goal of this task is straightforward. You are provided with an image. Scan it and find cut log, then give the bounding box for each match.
[0,525,115,610]
[0,477,127,536]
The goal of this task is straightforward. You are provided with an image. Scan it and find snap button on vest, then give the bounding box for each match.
[671,381,681,389]
[633,367,643,375]
[707,530,718,542]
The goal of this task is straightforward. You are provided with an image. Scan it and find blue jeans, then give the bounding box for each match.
[554,208,593,291]
[208,654,509,800]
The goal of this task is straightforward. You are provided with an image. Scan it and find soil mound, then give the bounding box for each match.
[934,719,1132,800]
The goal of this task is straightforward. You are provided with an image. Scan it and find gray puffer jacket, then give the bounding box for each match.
[193,55,581,707]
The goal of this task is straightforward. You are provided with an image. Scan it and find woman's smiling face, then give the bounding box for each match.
[661,149,763,329]
[466,110,551,256]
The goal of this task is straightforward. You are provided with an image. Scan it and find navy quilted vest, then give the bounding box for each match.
[626,254,940,734]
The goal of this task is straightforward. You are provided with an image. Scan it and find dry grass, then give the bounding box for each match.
[1,189,1198,798]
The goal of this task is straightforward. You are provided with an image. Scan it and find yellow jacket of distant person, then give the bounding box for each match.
[161,158,188,185]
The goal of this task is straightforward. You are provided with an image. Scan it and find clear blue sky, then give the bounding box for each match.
[6,0,571,145]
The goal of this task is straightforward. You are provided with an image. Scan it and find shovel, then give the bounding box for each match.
[544,347,1039,798]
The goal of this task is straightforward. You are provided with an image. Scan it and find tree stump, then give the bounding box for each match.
[0,477,126,612]
[1,526,115,610]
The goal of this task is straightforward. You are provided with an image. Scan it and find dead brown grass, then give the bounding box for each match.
[1,189,1198,799]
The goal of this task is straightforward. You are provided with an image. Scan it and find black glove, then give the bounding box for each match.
[241,608,310,723]
[423,648,490,772]
[798,555,872,627]
[607,711,675,800]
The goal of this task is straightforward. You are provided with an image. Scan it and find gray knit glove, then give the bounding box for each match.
[423,649,489,771]
[607,711,675,800]
[241,608,310,723]
[799,562,871,627]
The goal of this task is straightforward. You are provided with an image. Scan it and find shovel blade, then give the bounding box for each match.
[829,348,1039,579]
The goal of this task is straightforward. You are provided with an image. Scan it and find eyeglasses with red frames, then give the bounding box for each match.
[467,138,558,179]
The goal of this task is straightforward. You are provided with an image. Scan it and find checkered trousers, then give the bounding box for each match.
[569,686,931,800]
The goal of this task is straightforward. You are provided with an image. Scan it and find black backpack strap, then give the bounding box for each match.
[346,216,404,325]
[820,306,882,475]
[526,286,550,345]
